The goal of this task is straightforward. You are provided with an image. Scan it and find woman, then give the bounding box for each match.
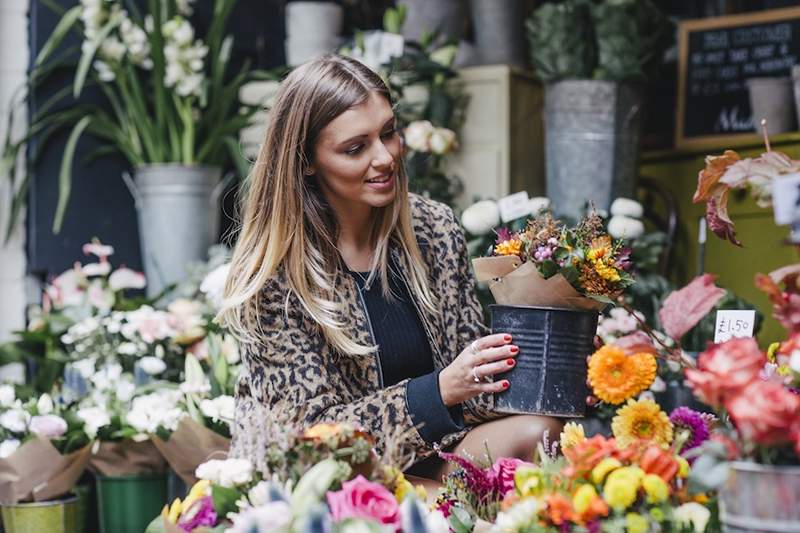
[218,55,561,478]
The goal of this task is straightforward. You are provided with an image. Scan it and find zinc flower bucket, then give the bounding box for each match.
[1,495,78,533]
[96,474,166,533]
[491,304,598,417]
[719,462,800,533]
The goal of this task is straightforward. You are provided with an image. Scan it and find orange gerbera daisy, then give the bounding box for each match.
[588,345,657,404]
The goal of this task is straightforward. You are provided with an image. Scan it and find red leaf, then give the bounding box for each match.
[659,274,726,340]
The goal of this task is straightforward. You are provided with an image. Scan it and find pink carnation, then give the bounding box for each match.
[685,338,765,408]
[726,381,800,446]
[326,475,400,529]
[489,457,531,496]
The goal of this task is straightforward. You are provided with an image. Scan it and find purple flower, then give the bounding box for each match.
[495,227,512,244]
[669,407,710,457]
[615,247,633,272]
[178,496,217,531]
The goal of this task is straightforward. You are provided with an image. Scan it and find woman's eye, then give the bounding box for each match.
[381,128,397,139]
[345,145,363,155]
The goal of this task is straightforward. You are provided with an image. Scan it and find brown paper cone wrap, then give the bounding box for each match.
[0,436,93,504]
[152,418,230,486]
[89,439,166,476]
[472,256,605,312]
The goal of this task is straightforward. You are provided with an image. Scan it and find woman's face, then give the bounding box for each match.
[311,91,401,212]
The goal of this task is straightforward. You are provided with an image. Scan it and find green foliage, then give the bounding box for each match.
[526,0,594,82]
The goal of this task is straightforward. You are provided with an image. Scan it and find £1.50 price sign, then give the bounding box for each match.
[714,309,756,343]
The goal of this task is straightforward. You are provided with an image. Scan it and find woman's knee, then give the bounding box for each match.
[504,415,563,459]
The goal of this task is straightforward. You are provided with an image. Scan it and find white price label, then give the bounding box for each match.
[714,310,756,344]
[497,191,531,223]
[772,172,800,226]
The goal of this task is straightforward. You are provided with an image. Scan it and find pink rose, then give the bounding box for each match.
[29,415,68,439]
[726,381,800,445]
[685,338,765,408]
[326,475,400,529]
[489,457,531,496]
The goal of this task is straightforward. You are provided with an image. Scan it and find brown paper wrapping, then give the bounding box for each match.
[89,439,166,476]
[152,418,230,486]
[0,437,93,504]
[472,256,605,312]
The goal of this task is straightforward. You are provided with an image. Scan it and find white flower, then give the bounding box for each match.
[93,60,116,82]
[46,267,87,308]
[176,72,204,98]
[117,342,139,356]
[30,415,68,439]
[610,198,644,219]
[490,498,539,533]
[87,280,114,312]
[126,390,185,434]
[175,0,196,16]
[117,379,136,403]
[99,37,125,62]
[649,375,667,393]
[789,350,800,373]
[72,358,97,379]
[138,356,167,375]
[195,458,253,488]
[109,267,146,291]
[0,364,25,386]
[607,215,645,240]
[82,241,114,259]
[401,499,448,533]
[121,306,176,343]
[77,406,111,438]
[163,18,195,46]
[200,396,235,426]
[425,510,450,533]
[200,263,230,309]
[181,354,211,394]
[428,127,457,155]
[90,363,123,391]
[246,481,274,507]
[528,196,551,214]
[0,439,20,459]
[227,501,291,533]
[349,31,404,72]
[120,15,152,68]
[0,409,29,433]
[404,120,434,152]
[461,200,500,236]
[221,335,240,364]
[0,385,16,408]
[37,394,54,415]
[82,261,111,277]
[674,502,711,533]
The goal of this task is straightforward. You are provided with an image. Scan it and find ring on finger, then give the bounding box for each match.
[471,366,480,383]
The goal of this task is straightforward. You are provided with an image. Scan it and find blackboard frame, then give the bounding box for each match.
[676,6,800,149]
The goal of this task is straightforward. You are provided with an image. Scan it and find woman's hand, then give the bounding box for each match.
[438,333,518,407]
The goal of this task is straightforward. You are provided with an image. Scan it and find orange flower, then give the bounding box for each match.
[588,345,657,404]
[562,435,618,478]
[545,493,573,526]
[693,150,740,203]
[494,238,522,256]
[612,399,674,448]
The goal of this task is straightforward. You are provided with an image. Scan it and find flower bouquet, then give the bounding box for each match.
[472,211,635,416]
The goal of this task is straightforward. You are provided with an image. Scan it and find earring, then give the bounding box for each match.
[304,168,314,176]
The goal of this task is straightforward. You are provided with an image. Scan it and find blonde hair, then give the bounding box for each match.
[217,55,436,356]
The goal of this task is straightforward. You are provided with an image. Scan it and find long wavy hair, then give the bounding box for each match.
[217,55,436,355]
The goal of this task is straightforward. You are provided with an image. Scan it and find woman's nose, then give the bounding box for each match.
[371,140,395,170]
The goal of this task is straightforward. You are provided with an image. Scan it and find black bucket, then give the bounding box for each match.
[490,304,599,417]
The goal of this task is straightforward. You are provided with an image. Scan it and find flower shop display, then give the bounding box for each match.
[472,210,634,416]
[1,0,277,294]
[526,0,672,219]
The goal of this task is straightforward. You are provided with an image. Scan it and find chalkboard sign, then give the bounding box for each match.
[676,7,800,149]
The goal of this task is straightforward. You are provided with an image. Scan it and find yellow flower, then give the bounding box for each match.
[642,474,670,504]
[611,399,674,448]
[560,422,586,451]
[572,484,598,515]
[304,423,342,440]
[603,476,638,511]
[591,457,622,484]
[494,238,523,257]
[395,479,414,502]
[677,456,690,478]
[650,507,665,522]
[693,493,710,505]
[162,498,183,524]
[515,465,545,497]
[182,479,211,511]
[625,512,649,533]
[588,346,657,404]
[593,261,621,283]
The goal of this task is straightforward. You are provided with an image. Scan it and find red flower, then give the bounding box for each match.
[685,338,765,408]
[726,381,800,446]
[489,457,532,497]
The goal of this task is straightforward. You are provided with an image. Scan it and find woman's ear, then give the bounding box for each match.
[304,166,315,176]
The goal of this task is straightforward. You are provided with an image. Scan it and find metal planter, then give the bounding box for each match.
[1,495,78,533]
[720,461,800,533]
[544,80,642,220]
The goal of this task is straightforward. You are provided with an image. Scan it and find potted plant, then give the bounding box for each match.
[526,0,672,220]
[1,0,276,295]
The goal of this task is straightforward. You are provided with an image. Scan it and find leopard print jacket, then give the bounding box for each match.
[229,194,503,470]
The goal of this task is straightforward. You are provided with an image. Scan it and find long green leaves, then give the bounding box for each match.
[53,116,91,232]
[35,6,81,67]
[74,12,122,97]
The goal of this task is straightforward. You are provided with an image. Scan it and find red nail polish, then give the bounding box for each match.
[502,381,510,389]
[504,335,512,342]
[509,346,519,354]
[506,358,515,366]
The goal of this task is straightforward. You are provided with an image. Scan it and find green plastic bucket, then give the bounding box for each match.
[96,474,166,533]
[1,495,78,533]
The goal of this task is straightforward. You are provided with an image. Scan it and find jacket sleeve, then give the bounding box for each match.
[231,285,464,468]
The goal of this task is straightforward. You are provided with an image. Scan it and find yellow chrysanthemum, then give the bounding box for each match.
[515,465,545,497]
[677,456,690,478]
[494,238,523,256]
[642,474,670,504]
[591,457,622,484]
[603,476,638,511]
[572,484,598,515]
[593,261,622,283]
[611,399,674,448]
[588,346,657,404]
[625,512,649,533]
[560,421,586,451]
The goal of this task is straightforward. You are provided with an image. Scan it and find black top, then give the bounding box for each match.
[348,260,464,444]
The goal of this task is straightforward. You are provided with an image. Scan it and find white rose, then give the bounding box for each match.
[403,120,434,152]
[200,263,231,310]
[0,409,29,433]
[607,215,645,239]
[30,415,68,439]
[610,197,644,219]
[0,385,16,407]
[200,396,235,425]
[461,200,500,236]
[37,393,54,415]
[138,356,167,375]
[77,406,111,438]
[196,458,253,488]
[0,439,20,459]
[117,380,136,403]
[674,502,711,533]
[528,196,551,214]
[428,127,457,155]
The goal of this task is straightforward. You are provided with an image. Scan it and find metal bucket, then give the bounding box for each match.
[1,495,78,533]
[544,80,642,220]
[720,462,800,533]
[490,304,598,417]
[96,474,167,533]
[126,164,224,297]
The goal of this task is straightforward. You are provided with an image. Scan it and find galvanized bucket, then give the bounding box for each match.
[1,495,78,533]
[490,304,598,417]
[124,165,226,297]
[720,461,800,533]
[544,80,642,220]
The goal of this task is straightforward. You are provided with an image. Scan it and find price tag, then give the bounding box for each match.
[497,191,531,223]
[772,172,800,226]
[714,310,756,344]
